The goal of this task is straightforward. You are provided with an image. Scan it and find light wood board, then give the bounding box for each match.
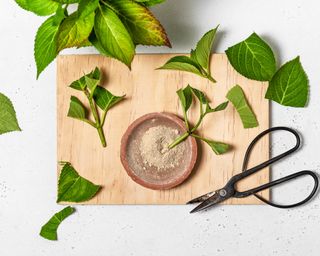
[57,54,270,205]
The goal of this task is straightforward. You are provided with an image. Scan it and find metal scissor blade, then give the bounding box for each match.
[190,190,229,213]
[186,191,216,204]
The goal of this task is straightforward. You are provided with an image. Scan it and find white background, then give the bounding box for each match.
[1,0,320,255]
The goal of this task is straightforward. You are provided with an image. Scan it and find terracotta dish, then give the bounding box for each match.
[120,112,198,190]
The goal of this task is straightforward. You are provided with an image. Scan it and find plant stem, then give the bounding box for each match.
[191,133,207,142]
[168,132,189,149]
[85,90,107,147]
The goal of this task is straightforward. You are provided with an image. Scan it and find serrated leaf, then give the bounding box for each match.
[94,5,135,68]
[226,85,258,129]
[192,26,218,72]
[57,162,101,203]
[0,93,21,135]
[109,0,170,46]
[40,206,75,241]
[78,0,99,19]
[177,85,193,112]
[134,0,166,6]
[226,33,276,81]
[158,56,204,77]
[16,0,60,16]
[93,86,125,111]
[206,101,229,113]
[265,57,308,107]
[35,11,65,78]
[67,96,87,120]
[57,11,95,52]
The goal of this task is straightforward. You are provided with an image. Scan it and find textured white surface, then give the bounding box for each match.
[1,0,320,255]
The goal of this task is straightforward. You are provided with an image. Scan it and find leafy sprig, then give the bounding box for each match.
[15,0,170,78]
[226,33,309,107]
[169,85,230,155]
[67,67,125,147]
[158,26,219,83]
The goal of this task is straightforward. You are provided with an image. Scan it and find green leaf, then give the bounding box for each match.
[134,0,166,6]
[57,162,101,203]
[35,11,65,78]
[225,33,276,81]
[205,140,230,155]
[93,86,125,111]
[52,0,80,3]
[158,56,204,77]
[40,206,75,241]
[189,85,208,105]
[67,96,87,120]
[89,32,112,57]
[57,11,95,52]
[265,57,308,107]
[177,85,193,112]
[108,0,171,46]
[0,93,21,135]
[226,85,258,129]
[16,0,60,16]
[78,0,99,19]
[206,101,229,113]
[191,26,218,72]
[94,4,135,68]
[69,76,86,90]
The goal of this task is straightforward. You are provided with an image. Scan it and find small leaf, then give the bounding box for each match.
[206,101,229,113]
[35,11,65,78]
[189,85,208,105]
[40,206,75,241]
[197,137,229,155]
[265,57,308,107]
[158,56,204,77]
[67,96,87,120]
[191,26,218,72]
[109,0,171,46]
[93,86,125,111]
[78,0,99,19]
[69,76,86,91]
[134,0,166,6]
[177,85,193,112]
[226,85,258,128]
[57,162,101,203]
[226,33,276,81]
[16,0,60,16]
[57,11,95,52]
[0,93,21,135]
[94,4,135,68]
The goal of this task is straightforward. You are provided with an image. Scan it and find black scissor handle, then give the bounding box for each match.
[236,170,319,208]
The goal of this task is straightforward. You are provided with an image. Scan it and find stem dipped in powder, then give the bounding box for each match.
[139,125,186,170]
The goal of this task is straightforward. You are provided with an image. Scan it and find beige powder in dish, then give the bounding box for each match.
[139,125,186,170]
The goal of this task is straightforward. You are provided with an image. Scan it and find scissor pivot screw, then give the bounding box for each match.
[219,189,227,197]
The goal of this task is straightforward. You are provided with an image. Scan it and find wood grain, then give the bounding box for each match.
[57,54,270,205]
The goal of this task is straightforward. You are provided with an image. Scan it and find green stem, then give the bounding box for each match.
[191,133,207,142]
[191,114,205,133]
[85,90,107,147]
[168,132,189,149]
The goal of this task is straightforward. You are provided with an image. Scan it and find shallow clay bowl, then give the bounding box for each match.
[120,112,197,190]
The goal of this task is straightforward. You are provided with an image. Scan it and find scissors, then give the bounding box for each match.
[188,127,319,213]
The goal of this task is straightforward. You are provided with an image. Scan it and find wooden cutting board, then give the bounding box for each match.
[57,54,270,205]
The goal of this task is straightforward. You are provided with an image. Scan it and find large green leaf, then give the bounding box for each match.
[0,93,21,135]
[94,5,135,68]
[226,85,258,128]
[67,96,87,120]
[89,32,112,57]
[78,0,99,19]
[57,11,95,52]
[35,11,65,78]
[93,86,125,112]
[225,33,276,81]
[191,26,218,71]
[16,0,60,16]
[57,162,101,203]
[158,56,204,77]
[265,57,308,107]
[109,0,170,46]
[40,206,75,241]
[134,0,166,6]
[52,0,80,3]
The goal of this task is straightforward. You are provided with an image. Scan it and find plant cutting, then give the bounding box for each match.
[158,26,218,83]
[168,85,230,154]
[67,67,125,147]
[15,0,171,78]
